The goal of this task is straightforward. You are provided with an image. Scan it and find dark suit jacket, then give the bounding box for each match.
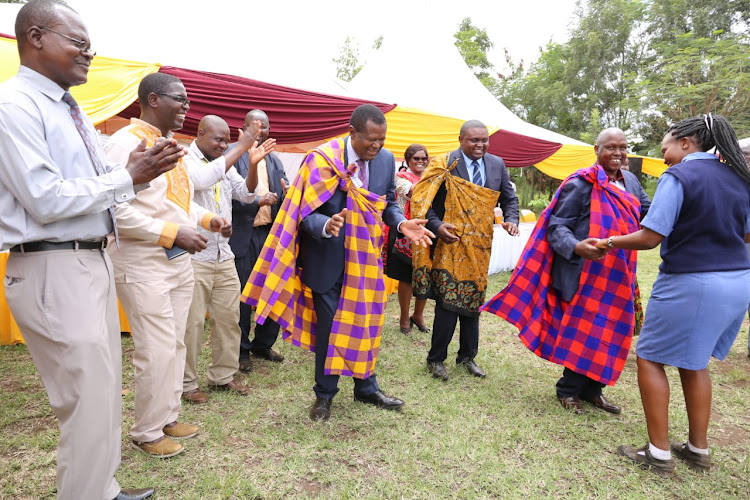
[298,143,405,294]
[228,147,288,259]
[425,149,519,236]
[548,169,651,301]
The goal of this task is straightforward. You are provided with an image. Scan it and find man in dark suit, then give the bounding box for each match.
[297,105,434,421]
[548,127,650,415]
[229,110,287,372]
[424,120,520,381]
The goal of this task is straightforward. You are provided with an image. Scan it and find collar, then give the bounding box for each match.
[683,151,718,162]
[17,65,67,103]
[189,140,210,163]
[597,164,624,183]
[129,117,171,139]
[346,137,364,166]
[461,151,484,169]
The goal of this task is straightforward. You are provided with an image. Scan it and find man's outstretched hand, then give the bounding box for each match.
[400,219,435,247]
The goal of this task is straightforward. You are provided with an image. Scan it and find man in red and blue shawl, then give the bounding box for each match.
[241,105,434,421]
[482,128,650,415]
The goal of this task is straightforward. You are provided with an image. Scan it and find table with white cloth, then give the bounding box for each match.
[487,222,535,275]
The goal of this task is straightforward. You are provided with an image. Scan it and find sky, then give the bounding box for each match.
[0,0,581,92]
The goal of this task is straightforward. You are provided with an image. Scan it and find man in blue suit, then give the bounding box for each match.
[300,104,434,421]
[425,120,520,381]
[228,110,287,372]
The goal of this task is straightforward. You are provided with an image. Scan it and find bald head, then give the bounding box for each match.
[243,109,270,143]
[196,115,230,161]
[594,128,628,177]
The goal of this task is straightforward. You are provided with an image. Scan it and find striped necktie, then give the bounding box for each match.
[356,159,368,190]
[62,92,119,245]
[471,159,483,186]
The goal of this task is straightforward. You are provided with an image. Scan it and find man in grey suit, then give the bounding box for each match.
[425,120,520,381]
[228,110,287,372]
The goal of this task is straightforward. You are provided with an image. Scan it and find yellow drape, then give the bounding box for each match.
[1,37,159,125]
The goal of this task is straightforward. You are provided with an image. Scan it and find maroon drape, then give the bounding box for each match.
[118,66,396,143]
[488,129,562,167]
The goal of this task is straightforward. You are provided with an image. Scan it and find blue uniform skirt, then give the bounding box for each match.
[636,269,750,370]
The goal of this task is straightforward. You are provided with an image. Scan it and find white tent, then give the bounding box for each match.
[346,26,588,146]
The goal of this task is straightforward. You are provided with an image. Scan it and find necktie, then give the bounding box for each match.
[356,159,368,190]
[471,160,483,186]
[62,92,119,245]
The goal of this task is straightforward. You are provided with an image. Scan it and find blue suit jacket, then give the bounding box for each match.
[298,144,404,293]
[425,149,519,235]
[548,169,651,302]
[228,147,288,259]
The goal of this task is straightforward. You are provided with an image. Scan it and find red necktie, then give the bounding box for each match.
[62,92,119,245]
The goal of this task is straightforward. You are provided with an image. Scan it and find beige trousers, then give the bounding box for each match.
[4,249,122,500]
[184,259,242,391]
[116,256,194,443]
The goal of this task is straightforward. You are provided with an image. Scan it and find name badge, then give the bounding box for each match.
[351,175,363,188]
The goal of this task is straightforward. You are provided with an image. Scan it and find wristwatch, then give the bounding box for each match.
[608,237,614,249]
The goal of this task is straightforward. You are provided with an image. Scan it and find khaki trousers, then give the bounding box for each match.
[184,259,241,390]
[116,256,194,443]
[5,249,121,500]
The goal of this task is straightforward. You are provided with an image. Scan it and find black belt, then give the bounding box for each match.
[10,240,107,252]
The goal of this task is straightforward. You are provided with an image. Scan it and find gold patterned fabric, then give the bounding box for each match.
[411,154,500,316]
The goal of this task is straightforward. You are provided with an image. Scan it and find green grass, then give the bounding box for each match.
[1,247,749,499]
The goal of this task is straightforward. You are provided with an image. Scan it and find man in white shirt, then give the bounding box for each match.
[182,115,275,403]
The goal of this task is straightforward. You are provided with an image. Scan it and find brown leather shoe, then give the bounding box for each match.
[181,389,208,404]
[618,444,675,476]
[582,395,622,414]
[163,421,199,439]
[238,358,252,372]
[310,397,332,421]
[671,441,711,472]
[209,379,248,395]
[558,396,584,414]
[131,436,183,458]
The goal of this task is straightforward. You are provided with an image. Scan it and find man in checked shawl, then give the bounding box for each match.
[482,128,650,415]
[412,120,520,381]
[241,104,434,421]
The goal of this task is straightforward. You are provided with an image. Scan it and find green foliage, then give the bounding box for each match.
[527,196,551,214]
[454,17,501,96]
[332,36,362,82]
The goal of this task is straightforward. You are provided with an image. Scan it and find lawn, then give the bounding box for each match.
[1,246,748,499]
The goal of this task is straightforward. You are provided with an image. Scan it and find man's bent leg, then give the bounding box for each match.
[167,265,195,425]
[6,250,121,499]
[206,260,242,385]
[311,278,343,399]
[456,313,480,363]
[184,260,214,393]
[427,302,459,363]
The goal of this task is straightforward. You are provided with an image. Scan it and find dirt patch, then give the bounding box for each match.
[712,423,750,447]
[296,477,328,496]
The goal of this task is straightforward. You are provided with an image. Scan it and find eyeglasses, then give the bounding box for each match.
[39,26,95,56]
[154,92,190,107]
[411,156,428,162]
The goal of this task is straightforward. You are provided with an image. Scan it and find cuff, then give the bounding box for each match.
[109,168,137,204]
[201,213,216,231]
[158,222,179,248]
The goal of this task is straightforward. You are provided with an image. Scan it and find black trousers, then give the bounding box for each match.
[426,301,479,363]
[555,367,605,399]
[312,274,378,399]
[235,224,280,360]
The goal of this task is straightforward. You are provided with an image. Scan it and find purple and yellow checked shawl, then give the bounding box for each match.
[481,165,640,386]
[241,138,387,379]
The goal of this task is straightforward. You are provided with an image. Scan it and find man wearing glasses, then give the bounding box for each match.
[104,73,232,459]
[0,1,185,498]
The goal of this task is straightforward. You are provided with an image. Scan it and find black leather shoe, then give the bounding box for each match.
[459,359,486,378]
[582,395,622,414]
[427,361,449,381]
[252,348,285,363]
[309,397,332,421]
[113,488,155,500]
[353,390,404,410]
[558,396,584,414]
[238,358,252,372]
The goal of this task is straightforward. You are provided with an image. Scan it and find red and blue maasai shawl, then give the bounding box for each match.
[481,165,641,385]
[241,138,387,379]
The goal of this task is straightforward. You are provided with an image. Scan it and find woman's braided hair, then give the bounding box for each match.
[667,114,750,184]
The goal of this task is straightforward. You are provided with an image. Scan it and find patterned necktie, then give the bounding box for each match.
[62,92,119,245]
[356,159,368,190]
[471,159,483,186]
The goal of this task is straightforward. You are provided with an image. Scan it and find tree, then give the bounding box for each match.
[332,36,363,82]
[454,18,500,96]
